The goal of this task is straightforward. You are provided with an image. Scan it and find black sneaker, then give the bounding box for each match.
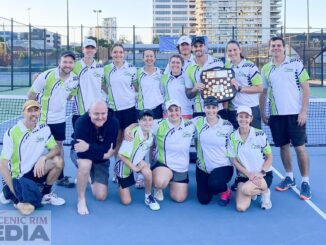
[275,176,296,191]
[300,182,312,200]
[56,176,75,188]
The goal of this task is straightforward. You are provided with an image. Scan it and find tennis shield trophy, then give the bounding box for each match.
[200,67,237,102]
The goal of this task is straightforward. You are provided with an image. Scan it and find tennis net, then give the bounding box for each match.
[0,95,325,146]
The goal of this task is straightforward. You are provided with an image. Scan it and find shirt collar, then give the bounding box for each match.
[231,59,245,69]
[55,67,74,82]
[141,67,160,76]
[271,56,290,67]
[234,126,255,143]
[167,118,185,130]
[203,115,223,128]
[112,61,129,70]
[81,59,97,68]
[18,120,39,133]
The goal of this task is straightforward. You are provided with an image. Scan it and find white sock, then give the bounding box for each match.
[286,172,294,180]
[145,193,151,199]
[302,176,310,184]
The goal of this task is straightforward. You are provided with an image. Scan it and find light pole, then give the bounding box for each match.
[27,8,31,24]
[307,0,310,47]
[67,0,70,50]
[93,9,102,51]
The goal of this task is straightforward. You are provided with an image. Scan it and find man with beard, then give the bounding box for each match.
[0,100,65,215]
[164,35,194,74]
[185,36,225,117]
[28,51,79,188]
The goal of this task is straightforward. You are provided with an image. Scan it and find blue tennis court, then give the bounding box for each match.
[1,145,325,245]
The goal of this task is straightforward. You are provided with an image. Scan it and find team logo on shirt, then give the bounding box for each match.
[216,132,226,137]
[182,132,192,138]
[238,71,247,77]
[251,143,261,150]
[35,136,45,142]
[124,71,133,77]
[93,72,101,78]
[284,68,294,72]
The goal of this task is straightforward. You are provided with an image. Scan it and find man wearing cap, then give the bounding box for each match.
[115,109,160,211]
[164,35,194,74]
[72,100,118,215]
[72,39,104,129]
[0,100,65,213]
[185,36,224,117]
[260,36,311,200]
[28,50,79,188]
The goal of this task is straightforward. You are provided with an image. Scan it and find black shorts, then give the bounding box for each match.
[193,112,205,118]
[114,106,137,130]
[22,166,48,184]
[151,161,189,184]
[268,115,307,147]
[237,171,273,188]
[48,122,66,141]
[152,104,163,119]
[117,173,136,189]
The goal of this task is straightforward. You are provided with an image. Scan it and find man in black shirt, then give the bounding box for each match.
[73,100,119,215]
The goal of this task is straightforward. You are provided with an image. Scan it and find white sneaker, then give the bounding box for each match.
[145,194,160,211]
[154,189,164,202]
[261,189,272,210]
[0,192,11,205]
[42,193,66,206]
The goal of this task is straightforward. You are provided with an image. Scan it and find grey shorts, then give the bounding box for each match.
[70,149,110,185]
[151,161,189,184]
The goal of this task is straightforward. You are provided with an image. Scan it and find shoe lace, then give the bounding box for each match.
[147,195,156,203]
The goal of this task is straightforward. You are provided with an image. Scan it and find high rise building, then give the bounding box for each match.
[102,17,117,42]
[195,0,282,44]
[152,0,282,44]
[153,0,196,38]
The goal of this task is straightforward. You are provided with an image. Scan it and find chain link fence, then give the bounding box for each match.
[0,17,325,92]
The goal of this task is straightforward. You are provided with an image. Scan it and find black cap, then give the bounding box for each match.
[138,109,154,120]
[60,50,76,60]
[192,36,205,45]
[204,96,219,106]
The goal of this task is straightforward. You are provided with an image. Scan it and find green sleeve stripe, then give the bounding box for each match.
[299,69,310,83]
[251,72,262,86]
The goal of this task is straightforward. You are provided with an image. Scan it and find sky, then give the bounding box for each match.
[0,0,325,43]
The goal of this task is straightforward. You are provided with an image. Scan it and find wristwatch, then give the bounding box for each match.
[260,169,266,176]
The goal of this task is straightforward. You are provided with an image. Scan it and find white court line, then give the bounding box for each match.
[272,166,326,221]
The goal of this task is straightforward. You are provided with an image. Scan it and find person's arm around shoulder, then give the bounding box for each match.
[28,71,47,100]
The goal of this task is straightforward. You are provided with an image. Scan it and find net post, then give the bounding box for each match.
[10,18,13,91]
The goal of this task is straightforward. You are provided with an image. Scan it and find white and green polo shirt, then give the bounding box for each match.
[135,67,164,110]
[261,56,310,115]
[164,54,195,74]
[115,126,153,178]
[73,59,104,115]
[161,72,193,115]
[225,59,262,110]
[227,127,272,173]
[185,55,224,112]
[193,116,233,174]
[0,120,57,179]
[103,61,136,111]
[152,118,195,173]
[30,67,79,124]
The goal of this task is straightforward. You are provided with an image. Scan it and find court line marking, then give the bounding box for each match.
[272,166,326,221]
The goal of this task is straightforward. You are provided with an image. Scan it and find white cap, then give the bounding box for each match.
[165,99,181,109]
[177,36,191,46]
[236,105,252,116]
[83,39,96,48]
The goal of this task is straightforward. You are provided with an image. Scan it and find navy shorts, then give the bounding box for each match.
[268,115,307,147]
[48,122,66,141]
[114,106,137,130]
